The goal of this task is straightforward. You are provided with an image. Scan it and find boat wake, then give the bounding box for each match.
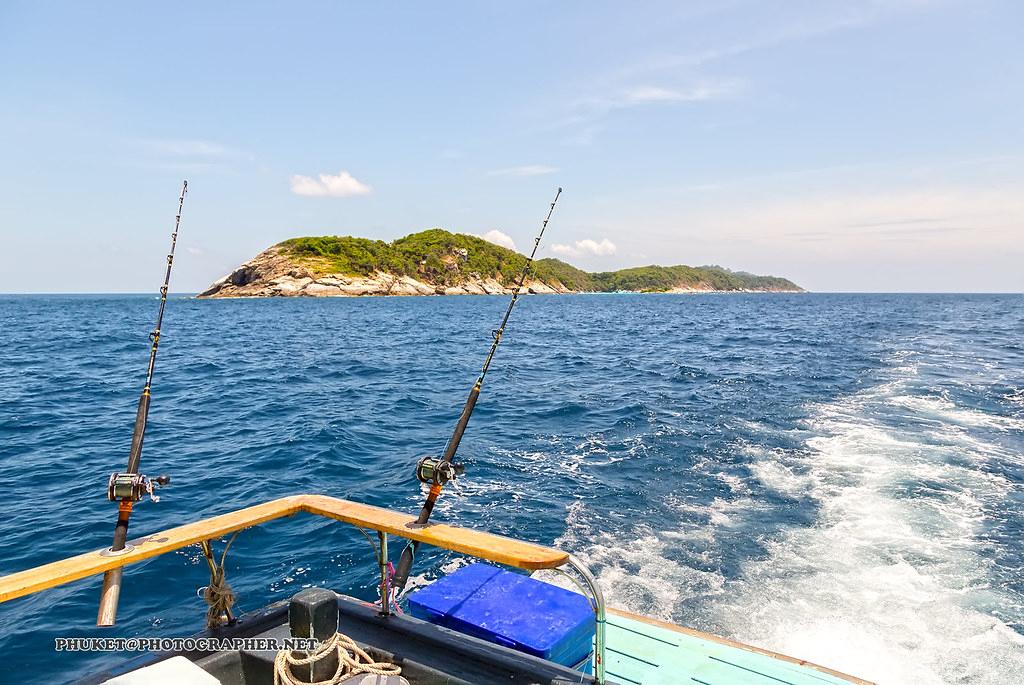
[559,350,1024,684]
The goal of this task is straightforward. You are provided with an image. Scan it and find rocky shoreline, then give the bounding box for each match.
[197,247,569,298]
[198,242,803,298]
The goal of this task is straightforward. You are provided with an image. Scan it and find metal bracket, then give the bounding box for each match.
[100,544,136,557]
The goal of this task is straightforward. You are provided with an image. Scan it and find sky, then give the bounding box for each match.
[0,1,1021,293]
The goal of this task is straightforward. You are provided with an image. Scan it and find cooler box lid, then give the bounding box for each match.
[408,562,595,667]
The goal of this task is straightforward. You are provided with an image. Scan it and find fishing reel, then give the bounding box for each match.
[415,457,464,486]
[107,472,171,503]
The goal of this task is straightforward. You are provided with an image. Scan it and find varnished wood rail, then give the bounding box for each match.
[0,494,569,604]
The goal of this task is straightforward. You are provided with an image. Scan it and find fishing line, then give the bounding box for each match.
[96,180,187,626]
[392,187,563,592]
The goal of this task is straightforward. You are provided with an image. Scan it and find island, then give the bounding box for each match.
[197,229,802,298]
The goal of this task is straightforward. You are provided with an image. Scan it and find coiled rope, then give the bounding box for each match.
[201,533,238,628]
[273,631,401,684]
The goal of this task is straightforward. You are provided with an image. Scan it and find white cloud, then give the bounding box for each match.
[569,79,740,120]
[623,86,687,103]
[552,0,938,146]
[609,2,935,82]
[620,82,738,105]
[290,170,372,197]
[644,186,1024,272]
[702,187,1024,245]
[635,183,1024,291]
[470,230,518,251]
[487,165,559,177]
[556,78,741,144]
[551,238,618,258]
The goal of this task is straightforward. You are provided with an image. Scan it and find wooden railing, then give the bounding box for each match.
[0,494,569,604]
[0,494,606,683]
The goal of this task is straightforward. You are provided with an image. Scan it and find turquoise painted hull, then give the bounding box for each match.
[594,612,870,685]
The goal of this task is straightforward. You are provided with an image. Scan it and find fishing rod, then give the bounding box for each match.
[97,180,187,626]
[392,187,562,593]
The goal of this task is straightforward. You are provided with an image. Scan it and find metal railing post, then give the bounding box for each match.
[566,555,605,684]
[378,532,390,616]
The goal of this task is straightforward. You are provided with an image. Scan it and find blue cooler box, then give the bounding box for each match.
[408,562,595,667]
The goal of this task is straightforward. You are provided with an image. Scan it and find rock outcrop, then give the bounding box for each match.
[197,229,803,298]
[198,247,569,298]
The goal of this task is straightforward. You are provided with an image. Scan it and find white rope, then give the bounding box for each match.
[273,631,401,685]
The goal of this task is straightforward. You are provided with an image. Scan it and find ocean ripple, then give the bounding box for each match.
[0,293,1021,684]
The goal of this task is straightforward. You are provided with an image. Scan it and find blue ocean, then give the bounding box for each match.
[0,293,1021,684]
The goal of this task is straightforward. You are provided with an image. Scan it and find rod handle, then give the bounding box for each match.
[96,568,123,626]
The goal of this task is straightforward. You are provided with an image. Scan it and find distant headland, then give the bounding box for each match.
[197,229,803,298]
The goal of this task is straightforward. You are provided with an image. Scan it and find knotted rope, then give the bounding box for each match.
[201,533,238,628]
[273,631,401,684]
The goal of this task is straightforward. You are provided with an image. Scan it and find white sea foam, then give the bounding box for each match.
[560,356,1024,684]
[890,393,1024,431]
[553,500,726,621]
[1008,389,1024,410]
[722,368,1024,684]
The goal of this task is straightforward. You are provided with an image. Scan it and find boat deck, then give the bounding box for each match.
[601,612,869,685]
[79,596,873,685]
[0,493,872,685]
